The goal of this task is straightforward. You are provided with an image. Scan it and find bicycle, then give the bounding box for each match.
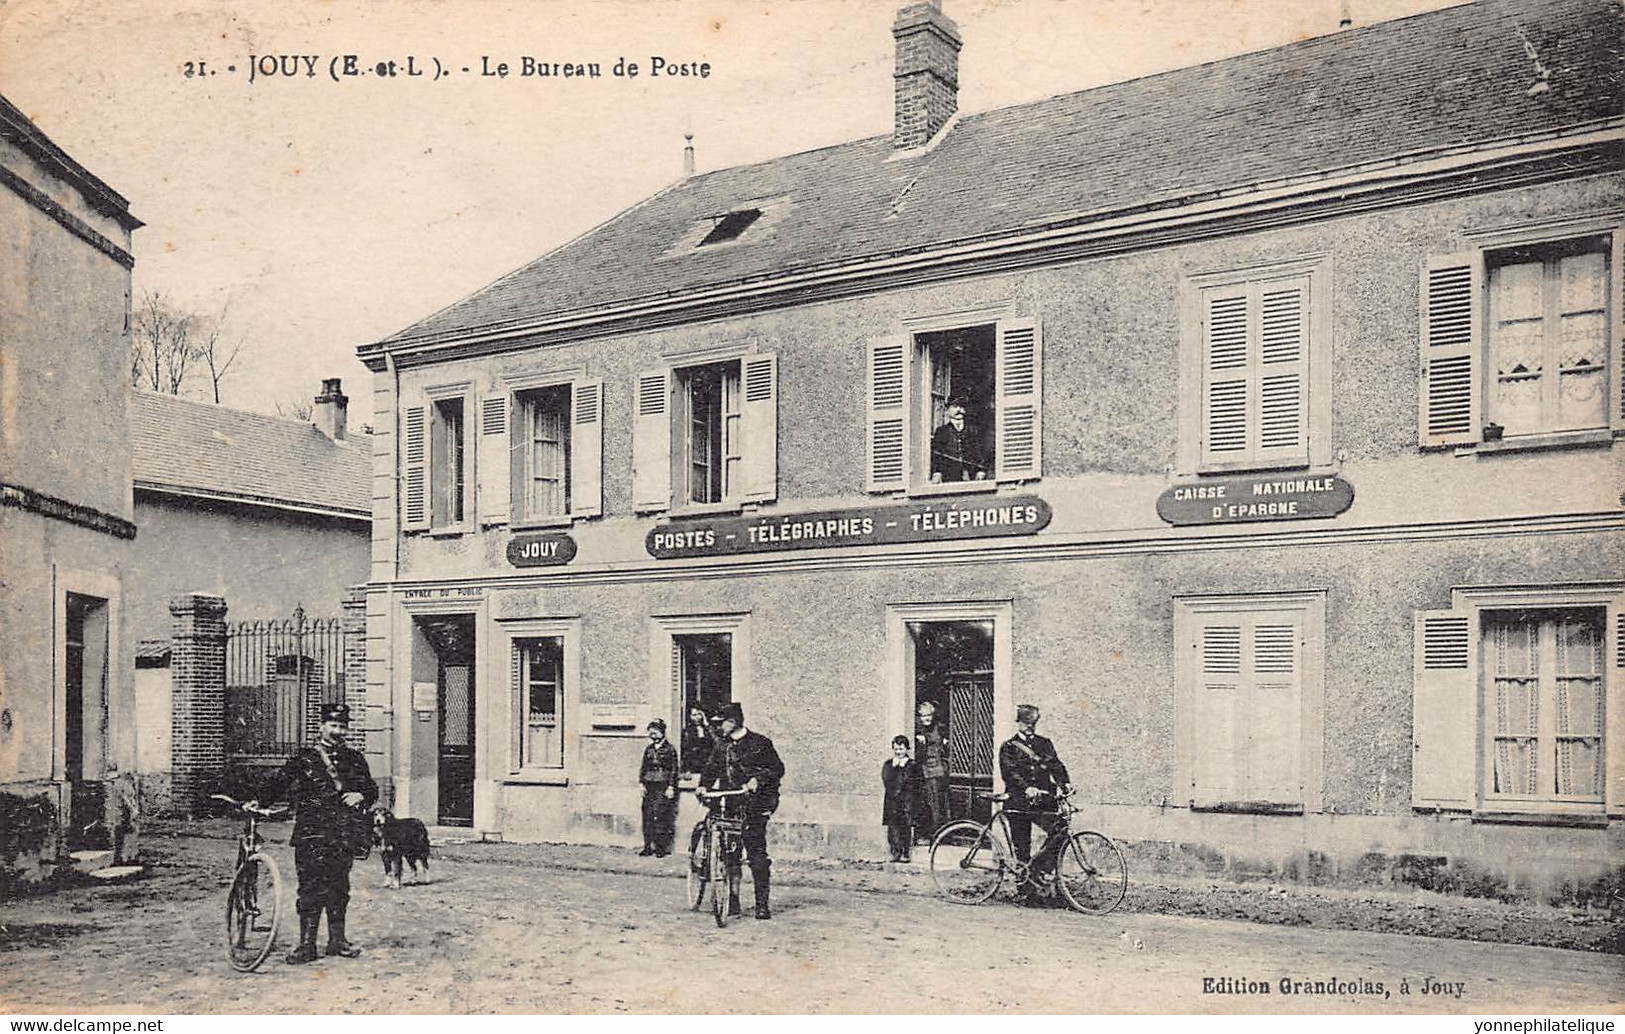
[928,789,1127,914]
[687,788,749,928]
[212,794,289,971]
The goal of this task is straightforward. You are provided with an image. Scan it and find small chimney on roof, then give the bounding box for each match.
[313,377,348,441]
[1338,0,1353,28]
[683,132,695,178]
[892,0,961,149]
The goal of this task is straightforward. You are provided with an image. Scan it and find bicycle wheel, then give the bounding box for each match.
[225,852,282,972]
[1056,831,1128,915]
[687,826,709,912]
[929,820,1005,904]
[709,834,728,929]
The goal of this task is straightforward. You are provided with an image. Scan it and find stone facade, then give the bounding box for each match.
[0,94,141,875]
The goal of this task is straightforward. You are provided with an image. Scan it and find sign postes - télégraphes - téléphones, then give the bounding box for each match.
[1155,475,1354,526]
[506,532,578,567]
[646,495,1053,559]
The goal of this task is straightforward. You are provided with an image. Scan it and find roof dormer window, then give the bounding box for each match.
[698,208,762,247]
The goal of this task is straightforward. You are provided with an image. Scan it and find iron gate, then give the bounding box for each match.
[225,605,346,763]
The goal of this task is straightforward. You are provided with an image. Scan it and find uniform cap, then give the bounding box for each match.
[321,703,352,725]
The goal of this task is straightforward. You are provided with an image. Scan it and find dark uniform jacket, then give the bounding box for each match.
[680,722,714,775]
[700,729,785,813]
[265,742,379,843]
[930,422,982,482]
[881,758,923,826]
[639,739,680,792]
[997,733,1070,813]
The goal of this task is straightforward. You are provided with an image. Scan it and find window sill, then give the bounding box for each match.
[501,771,569,786]
[428,525,469,539]
[1195,459,1312,477]
[511,515,574,531]
[668,501,743,519]
[1190,801,1305,815]
[1470,809,1608,828]
[908,480,1001,499]
[1462,428,1614,456]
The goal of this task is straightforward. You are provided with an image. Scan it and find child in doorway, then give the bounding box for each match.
[881,735,923,862]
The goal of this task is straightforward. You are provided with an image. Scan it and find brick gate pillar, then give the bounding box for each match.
[169,593,228,814]
[343,584,390,807]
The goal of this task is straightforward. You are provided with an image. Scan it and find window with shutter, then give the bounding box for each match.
[1181,259,1328,474]
[430,396,468,529]
[675,360,743,506]
[995,319,1042,482]
[1419,223,1621,449]
[1411,610,1476,810]
[632,368,672,512]
[1176,593,1323,812]
[516,637,566,770]
[1198,277,1310,469]
[741,354,778,503]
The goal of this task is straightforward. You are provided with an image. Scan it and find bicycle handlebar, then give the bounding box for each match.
[210,793,288,818]
[695,788,750,796]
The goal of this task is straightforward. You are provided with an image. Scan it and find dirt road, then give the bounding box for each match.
[1,832,1619,1014]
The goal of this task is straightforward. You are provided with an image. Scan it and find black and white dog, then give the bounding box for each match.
[372,808,432,888]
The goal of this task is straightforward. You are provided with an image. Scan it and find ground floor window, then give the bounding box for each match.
[516,637,566,770]
[1483,607,1605,805]
[1175,592,1325,812]
[675,632,732,720]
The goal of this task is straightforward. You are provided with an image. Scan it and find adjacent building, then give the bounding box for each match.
[0,92,143,875]
[356,0,1623,898]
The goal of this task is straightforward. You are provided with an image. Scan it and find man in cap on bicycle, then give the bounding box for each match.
[696,702,784,919]
[252,702,378,963]
[997,703,1073,906]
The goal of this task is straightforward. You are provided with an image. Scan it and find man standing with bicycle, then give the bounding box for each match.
[696,702,784,919]
[252,702,378,964]
[997,703,1072,907]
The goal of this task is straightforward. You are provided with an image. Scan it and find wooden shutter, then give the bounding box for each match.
[995,318,1042,482]
[1248,620,1302,803]
[478,394,509,525]
[1610,231,1624,432]
[741,353,778,503]
[510,641,524,774]
[1411,609,1477,809]
[632,368,672,513]
[1419,253,1483,447]
[401,404,429,531]
[1192,622,1242,806]
[1255,279,1310,466]
[866,336,909,492]
[571,379,604,518]
[1200,287,1252,467]
[1608,605,1624,815]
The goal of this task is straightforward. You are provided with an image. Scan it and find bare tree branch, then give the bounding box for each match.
[130,290,243,400]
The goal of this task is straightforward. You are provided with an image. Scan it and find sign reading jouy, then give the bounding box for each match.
[506,532,578,567]
[1156,475,1354,526]
[646,495,1052,559]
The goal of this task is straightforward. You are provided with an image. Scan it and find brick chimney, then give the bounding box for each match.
[313,377,348,441]
[892,0,961,149]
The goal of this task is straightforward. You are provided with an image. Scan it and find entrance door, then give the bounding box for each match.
[438,661,475,826]
[911,620,996,824]
[64,594,110,848]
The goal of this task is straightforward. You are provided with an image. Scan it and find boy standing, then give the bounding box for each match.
[881,735,923,862]
[639,718,679,856]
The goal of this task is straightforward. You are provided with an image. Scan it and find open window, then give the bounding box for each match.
[632,352,777,513]
[401,387,474,533]
[470,378,602,527]
[866,317,1042,493]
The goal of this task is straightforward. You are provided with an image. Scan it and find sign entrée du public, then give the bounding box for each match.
[647,495,1052,559]
[1156,474,1353,526]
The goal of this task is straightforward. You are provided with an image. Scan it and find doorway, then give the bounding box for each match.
[416,615,477,827]
[64,593,110,848]
[909,620,995,824]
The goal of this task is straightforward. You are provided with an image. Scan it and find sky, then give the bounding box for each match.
[1,0,1460,417]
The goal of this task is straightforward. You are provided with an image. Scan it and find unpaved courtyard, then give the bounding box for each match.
[1,833,1620,1014]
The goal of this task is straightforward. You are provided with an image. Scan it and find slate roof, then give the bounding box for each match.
[379,0,1623,350]
[129,391,371,518]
